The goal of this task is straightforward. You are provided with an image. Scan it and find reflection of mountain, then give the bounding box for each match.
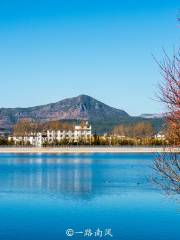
[0,154,155,199]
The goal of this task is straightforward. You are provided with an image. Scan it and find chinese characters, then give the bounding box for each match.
[66,228,113,238]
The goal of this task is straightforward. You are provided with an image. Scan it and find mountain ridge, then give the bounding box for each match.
[0,95,163,135]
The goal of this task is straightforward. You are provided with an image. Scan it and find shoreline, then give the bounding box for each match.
[0,146,179,154]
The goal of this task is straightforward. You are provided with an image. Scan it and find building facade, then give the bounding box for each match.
[8,122,92,147]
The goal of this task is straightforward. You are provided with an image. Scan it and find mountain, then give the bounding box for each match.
[139,113,165,119]
[0,95,164,135]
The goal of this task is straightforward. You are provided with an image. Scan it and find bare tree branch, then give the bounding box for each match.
[154,34,180,194]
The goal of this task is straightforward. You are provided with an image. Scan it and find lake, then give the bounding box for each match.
[0,153,179,240]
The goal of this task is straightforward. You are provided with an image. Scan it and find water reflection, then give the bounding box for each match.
[0,154,155,199]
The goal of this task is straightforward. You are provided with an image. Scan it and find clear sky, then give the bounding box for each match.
[0,0,179,115]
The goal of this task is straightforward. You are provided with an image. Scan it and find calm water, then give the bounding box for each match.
[0,153,179,240]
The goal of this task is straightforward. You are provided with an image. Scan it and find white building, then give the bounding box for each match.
[8,122,92,147]
[154,132,165,140]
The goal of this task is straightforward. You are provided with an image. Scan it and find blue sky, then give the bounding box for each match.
[0,0,179,115]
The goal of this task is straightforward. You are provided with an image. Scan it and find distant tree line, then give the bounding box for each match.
[0,119,168,146]
[40,136,167,147]
[0,138,11,145]
[12,119,75,136]
[111,121,155,138]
